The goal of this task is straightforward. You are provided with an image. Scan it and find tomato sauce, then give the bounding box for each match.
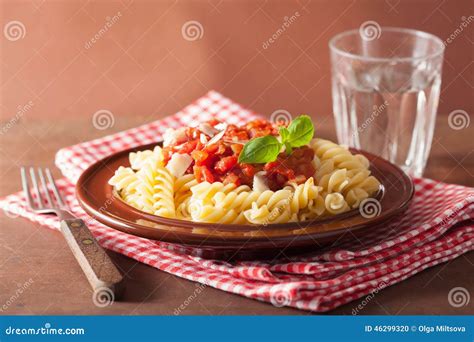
[162,119,316,190]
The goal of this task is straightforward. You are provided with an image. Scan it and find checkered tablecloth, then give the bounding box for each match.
[1,91,473,312]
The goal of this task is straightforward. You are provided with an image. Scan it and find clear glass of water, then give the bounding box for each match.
[329,27,445,177]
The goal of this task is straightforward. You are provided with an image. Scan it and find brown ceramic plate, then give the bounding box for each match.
[76,142,414,260]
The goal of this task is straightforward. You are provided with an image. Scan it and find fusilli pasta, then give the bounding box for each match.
[110,137,381,224]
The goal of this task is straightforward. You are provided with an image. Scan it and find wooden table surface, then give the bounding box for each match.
[0,114,472,315]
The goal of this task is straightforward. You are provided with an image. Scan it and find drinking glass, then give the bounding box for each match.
[329,27,445,177]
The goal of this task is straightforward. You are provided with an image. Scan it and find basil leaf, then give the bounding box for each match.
[238,136,281,164]
[285,115,314,147]
[279,127,292,154]
[279,127,289,142]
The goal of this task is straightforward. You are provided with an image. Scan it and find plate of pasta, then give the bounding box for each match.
[77,115,413,260]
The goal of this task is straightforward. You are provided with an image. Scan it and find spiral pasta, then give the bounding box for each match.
[243,202,296,224]
[108,147,175,218]
[109,166,140,193]
[212,187,289,212]
[174,174,198,207]
[324,193,350,215]
[176,197,191,219]
[310,138,368,171]
[317,169,350,193]
[133,160,175,218]
[344,169,381,196]
[345,188,369,208]
[190,181,240,204]
[310,138,380,215]
[152,166,176,218]
[298,195,325,221]
[129,146,164,170]
[189,203,247,224]
[313,157,335,181]
[236,178,321,224]
[285,178,322,213]
[109,137,381,225]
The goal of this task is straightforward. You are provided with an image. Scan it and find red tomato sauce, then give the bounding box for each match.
[162,119,315,190]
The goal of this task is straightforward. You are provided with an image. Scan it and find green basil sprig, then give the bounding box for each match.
[237,135,281,164]
[238,115,314,164]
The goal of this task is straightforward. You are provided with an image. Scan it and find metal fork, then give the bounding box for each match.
[21,167,123,298]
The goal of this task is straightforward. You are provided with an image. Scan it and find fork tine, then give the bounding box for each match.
[29,167,44,208]
[46,168,66,208]
[21,167,35,209]
[38,168,54,207]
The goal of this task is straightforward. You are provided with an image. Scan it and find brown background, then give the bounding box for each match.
[1,0,473,121]
[0,0,473,315]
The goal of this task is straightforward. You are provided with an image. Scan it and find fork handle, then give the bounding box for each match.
[60,218,123,298]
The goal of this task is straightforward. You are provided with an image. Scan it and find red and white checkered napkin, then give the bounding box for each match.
[1,91,473,312]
